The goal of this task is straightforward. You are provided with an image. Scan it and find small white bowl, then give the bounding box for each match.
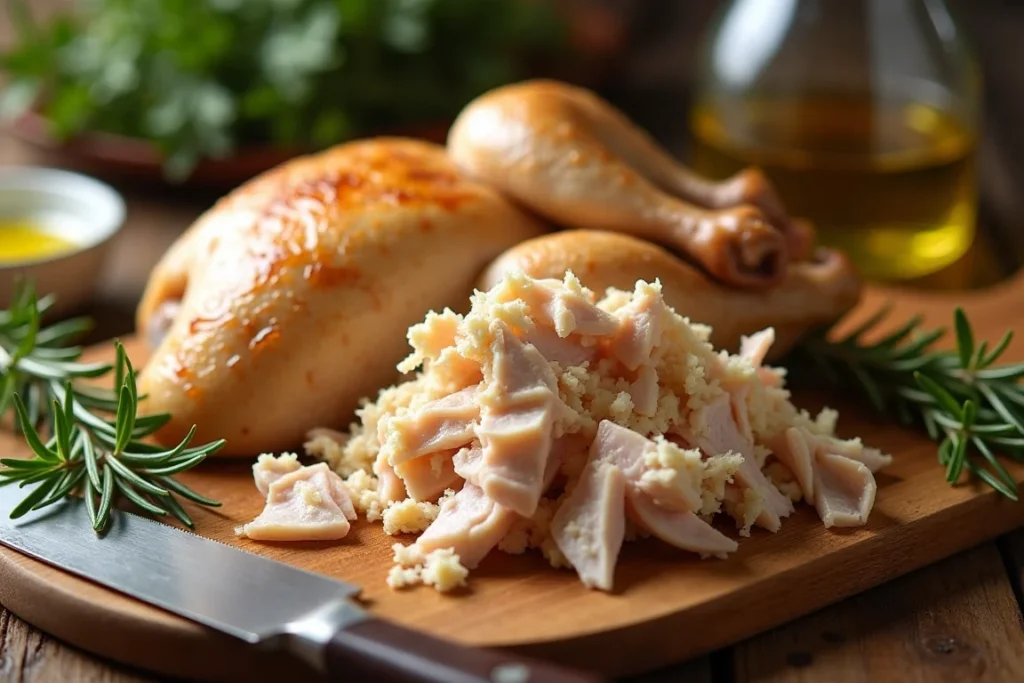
[0,167,126,315]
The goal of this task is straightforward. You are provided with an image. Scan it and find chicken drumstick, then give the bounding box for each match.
[448,80,812,289]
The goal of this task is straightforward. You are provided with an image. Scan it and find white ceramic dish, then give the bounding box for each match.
[0,167,126,315]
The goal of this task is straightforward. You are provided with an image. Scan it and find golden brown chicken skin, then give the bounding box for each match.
[447,80,815,289]
[136,138,546,456]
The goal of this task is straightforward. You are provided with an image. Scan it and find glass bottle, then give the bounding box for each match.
[689,0,981,281]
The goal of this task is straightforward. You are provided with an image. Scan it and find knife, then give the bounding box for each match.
[0,483,603,683]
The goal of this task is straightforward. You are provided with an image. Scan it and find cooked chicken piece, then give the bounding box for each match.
[491,274,619,337]
[252,452,303,496]
[589,420,703,512]
[394,449,461,501]
[727,383,755,444]
[608,278,665,371]
[738,328,786,387]
[553,421,735,589]
[625,490,737,557]
[448,80,812,287]
[522,326,598,367]
[551,464,628,591]
[676,394,794,532]
[381,385,480,466]
[739,328,775,367]
[239,463,357,541]
[606,283,665,417]
[475,322,563,517]
[766,426,889,527]
[416,451,563,568]
[767,427,816,500]
[452,445,484,485]
[479,230,860,360]
[629,365,659,418]
[813,452,877,528]
[813,434,893,472]
[413,484,513,570]
[135,139,545,456]
[373,451,408,505]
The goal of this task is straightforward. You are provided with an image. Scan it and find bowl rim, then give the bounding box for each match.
[0,165,127,269]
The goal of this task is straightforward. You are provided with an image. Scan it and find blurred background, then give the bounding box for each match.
[1,0,1023,341]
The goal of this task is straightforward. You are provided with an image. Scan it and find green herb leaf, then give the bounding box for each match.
[798,306,1024,499]
[0,281,221,531]
[983,330,1014,367]
[0,0,568,180]
[9,478,58,519]
[95,464,115,531]
[915,372,963,419]
[954,308,974,368]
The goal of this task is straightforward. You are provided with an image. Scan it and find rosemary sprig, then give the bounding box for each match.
[0,280,224,531]
[798,305,1024,500]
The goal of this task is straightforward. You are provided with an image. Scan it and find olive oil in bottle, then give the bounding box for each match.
[690,0,980,282]
[689,95,976,281]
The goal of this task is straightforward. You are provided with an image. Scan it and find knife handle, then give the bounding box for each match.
[325,617,605,683]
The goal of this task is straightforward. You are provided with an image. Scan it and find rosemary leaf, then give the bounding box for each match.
[81,428,101,488]
[84,476,99,529]
[162,493,195,529]
[9,478,57,519]
[972,437,1017,493]
[978,383,1024,437]
[965,459,1019,500]
[0,278,223,532]
[105,456,169,497]
[34,467,86,511]
[140,452,208,477]
[96,465,115,530]
[915,372,963,419]
[975,363,1024,381]
[156,476,222,507]
[877,315,923,348]
[0,457,54,470]
[954,308,974,368]
[841,304,892,344]
[797,306,1024,499]
[114,478,167,516]
[983,330,1014,367]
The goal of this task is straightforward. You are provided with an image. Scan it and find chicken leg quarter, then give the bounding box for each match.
[447,80,812,289]
[136,139,546,456]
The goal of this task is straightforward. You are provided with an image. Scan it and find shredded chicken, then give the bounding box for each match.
[238,461,357,541]
[474,322,564,517]
[249,271,891,592]
[252,452,302,496]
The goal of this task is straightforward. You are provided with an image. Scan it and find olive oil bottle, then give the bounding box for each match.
[691,0,980,282]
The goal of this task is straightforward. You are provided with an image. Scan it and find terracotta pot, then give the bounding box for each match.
[9,110,451,190]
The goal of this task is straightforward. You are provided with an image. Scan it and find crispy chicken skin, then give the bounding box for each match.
[478,230,861,360]
[447,80,814,288]
[136,138,545,455]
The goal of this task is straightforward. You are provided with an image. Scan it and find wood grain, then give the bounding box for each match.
[732,542,1024,683]
[996,527,1024,617]
[3,272,1024,680]
[0,609,152,683]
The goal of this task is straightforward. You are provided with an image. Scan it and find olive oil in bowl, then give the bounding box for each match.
[0,219,79,264]
[689,95,976,281]
[0,167,125,313]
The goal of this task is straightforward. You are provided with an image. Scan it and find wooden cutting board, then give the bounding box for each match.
[2,272,1024,682]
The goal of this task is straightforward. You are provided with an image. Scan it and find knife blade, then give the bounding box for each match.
[0,483,603,683]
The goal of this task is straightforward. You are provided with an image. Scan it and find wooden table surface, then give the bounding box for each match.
[4,1,1024,680]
